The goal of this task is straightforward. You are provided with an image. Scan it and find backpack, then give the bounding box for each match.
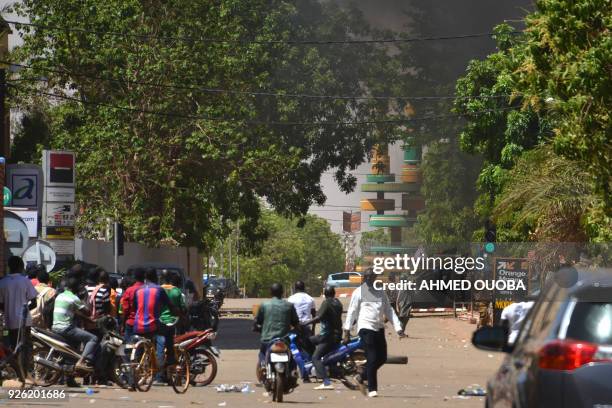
[31,286,55,328]
[84,284,103,330]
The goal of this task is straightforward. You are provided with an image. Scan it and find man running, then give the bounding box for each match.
[343,268,404,398]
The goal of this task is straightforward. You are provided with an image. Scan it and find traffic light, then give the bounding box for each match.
[484,219,496,243]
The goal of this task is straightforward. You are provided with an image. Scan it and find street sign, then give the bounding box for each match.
[22,240,56,272]
[208,256,218,268]
[45,186,75,202]
[3,210,30,257]
[44,226,75,240]
[3,186,10,205]
[492,257,530,324]
[342,211,361,233]
[6,208,38,237]
[44,202,76,227]
[42,151,75,187]
[6,164,43,210]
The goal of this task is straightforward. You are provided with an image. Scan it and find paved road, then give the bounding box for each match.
[7,316,501,407]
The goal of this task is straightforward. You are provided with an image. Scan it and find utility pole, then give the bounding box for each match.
[0,68,6,277]
[236,220,240,287]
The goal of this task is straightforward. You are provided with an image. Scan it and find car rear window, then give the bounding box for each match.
[566,302,612,345]
[331,273,349,280]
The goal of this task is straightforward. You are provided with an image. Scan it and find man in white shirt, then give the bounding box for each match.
[0,256,38,357]
[343,268,404,398]
[500,301,534,345]
[287,281,316,324]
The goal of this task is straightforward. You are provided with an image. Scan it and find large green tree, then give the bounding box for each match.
[237,211,343,297]
[454,1,611,242]
[9,0,398,250]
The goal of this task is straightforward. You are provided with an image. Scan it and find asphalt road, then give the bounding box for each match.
[3,314,502,408]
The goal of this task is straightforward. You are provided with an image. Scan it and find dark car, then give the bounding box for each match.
[473,269,612,408]
[206,277,240,298]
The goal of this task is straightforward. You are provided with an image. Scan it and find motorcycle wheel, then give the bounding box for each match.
[339,351,366,391]
[168,347,190,394]
[31,344,61,387]
[111,355,130,389]
[273,374,284,403]
[190,349,217,386]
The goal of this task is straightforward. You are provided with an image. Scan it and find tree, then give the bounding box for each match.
[517,0,611,206]
[454,1,611,242]
[238,211,344,297]
[494,146,611,242]
[415,139,482,244]
[9,0,398,250]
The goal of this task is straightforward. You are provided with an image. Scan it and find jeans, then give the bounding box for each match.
[311,335,337,384]
[124,324,134,343]
[155,334,167,382]
[56,326,98,362]
[359,328,387,392]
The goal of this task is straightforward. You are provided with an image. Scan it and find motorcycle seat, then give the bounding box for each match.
[35,328,69,343]
[175,330,212,342]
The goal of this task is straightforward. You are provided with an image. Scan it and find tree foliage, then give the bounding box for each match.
[238,211,344,297]
[9,0,398,249]
[454,1,611,242]
[415,140,482,244]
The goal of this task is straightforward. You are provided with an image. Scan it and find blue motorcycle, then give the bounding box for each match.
[288,332,365,390]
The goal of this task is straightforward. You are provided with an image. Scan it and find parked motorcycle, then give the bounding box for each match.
[288,332,365,390]
[175,328,220,386]
[189,291,223,331]
[258,336,299,402]
[31,317,129,387]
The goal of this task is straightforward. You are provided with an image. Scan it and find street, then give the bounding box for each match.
[7,315,500,408]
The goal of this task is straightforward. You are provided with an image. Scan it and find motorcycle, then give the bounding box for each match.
[31,317,129,387]
[288,332,365,390]
[189,290,223,331]
[258,336,299,402]
[174,328,220,386]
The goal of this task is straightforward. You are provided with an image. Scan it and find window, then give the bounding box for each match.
[566,302,612,345]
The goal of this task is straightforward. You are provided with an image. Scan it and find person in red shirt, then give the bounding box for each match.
[121,267,145,341]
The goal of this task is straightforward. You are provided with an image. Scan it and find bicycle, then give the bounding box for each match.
[0,305,30,388]
[127,329,191,394]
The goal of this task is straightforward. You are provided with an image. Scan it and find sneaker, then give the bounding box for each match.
[153,380,166,386]
[368,391,378,398]
[314,384,334,390]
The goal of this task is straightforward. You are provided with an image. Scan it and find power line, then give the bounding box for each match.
[3,61,513,102]
[9,84,517,126]
[5,20,519,45]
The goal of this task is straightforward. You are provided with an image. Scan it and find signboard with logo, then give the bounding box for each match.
[492,257,530,324]
[7,209,38,237]
[42,151,75,187]
[22,240,57,272]
[44,202,76,227]
[6,164,43,210]
[44,226,75,240]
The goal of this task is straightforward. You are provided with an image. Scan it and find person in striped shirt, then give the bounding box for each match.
[133,268,179,366]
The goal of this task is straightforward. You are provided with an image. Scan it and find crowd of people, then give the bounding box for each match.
[0,255,189,387]
[254,268,406,398]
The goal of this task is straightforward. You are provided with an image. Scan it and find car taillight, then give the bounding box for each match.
[538,339,604,370]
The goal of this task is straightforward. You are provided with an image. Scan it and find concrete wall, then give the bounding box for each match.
[75,238,203,293]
